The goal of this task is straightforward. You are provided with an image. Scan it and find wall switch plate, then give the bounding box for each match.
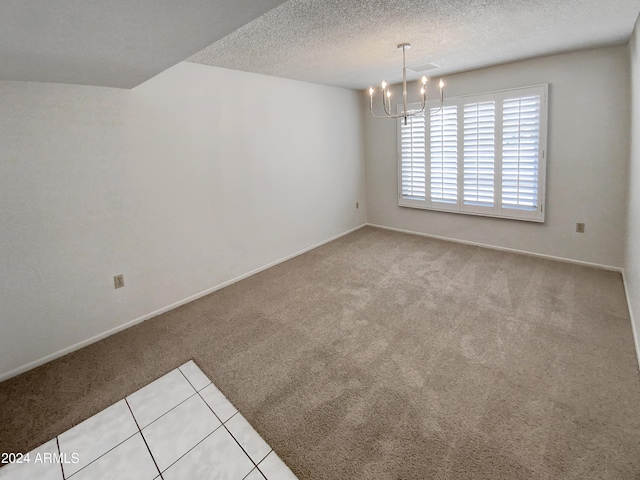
[576,223,585,233]
[114,274,125,289]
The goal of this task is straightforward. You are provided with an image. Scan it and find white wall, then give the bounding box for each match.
[365,46,629,269]
[626,17,640,366]
[0,62,366,380]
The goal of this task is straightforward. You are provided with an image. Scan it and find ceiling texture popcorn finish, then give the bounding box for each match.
[188,0,640,89]
[0,0,287,89]
[1,0,639,89]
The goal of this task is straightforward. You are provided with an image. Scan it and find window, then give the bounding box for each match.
[398,85,548,222]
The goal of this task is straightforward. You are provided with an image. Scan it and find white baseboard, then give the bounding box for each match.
[622,270,640,371]
[366,223,623,272]
[0,224,367,383]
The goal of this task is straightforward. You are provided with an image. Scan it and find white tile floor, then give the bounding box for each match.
[0,361,299,480]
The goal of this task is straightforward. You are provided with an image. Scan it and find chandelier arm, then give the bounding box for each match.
[369,99,427,119]
[382,94,392,116]
[370,94,397,118]
[430,99,445,115]
[376,91,440,118]
[368,109,426,120]
[370,93,393,118]
[369,110,406,119]
[430,87,446,114]
[404,106,426,117]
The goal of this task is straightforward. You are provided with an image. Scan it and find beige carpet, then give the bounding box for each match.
[1,226,639,479]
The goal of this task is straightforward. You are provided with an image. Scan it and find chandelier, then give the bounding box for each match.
[368,43,444,125]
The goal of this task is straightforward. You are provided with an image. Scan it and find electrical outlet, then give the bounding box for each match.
[114,274,125,289]
[576,223,585,233]
[356,202,359,209]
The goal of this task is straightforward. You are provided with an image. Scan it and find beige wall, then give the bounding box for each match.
[0,62,367,379]
[365,46,630,269]
[626,17,640,366]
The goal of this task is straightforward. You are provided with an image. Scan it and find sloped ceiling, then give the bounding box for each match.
[0,0,287,88]
[1,0,639,90]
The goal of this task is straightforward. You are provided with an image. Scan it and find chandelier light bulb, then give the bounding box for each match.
[386,90,391,98]
[439,79,445,89]
[421,76,428,85]
[369,87,374,96]
[420,87,425,95]
[381,81,387,90]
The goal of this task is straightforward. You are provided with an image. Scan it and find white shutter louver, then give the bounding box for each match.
[397,84,546,222]
[400,113,426,200]
[430,105,458,204]
[463,101,495,207]
[502,95,541,211]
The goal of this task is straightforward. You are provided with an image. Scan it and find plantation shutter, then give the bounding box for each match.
[400,113,426,200]
[502,94,541,211]
[430,105,458,204]
[397,84,546,222]
[463,100,496,207]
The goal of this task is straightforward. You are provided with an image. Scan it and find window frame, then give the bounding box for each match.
[397,84,548,222]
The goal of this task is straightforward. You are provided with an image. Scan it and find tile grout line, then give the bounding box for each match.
[15,365,215,480]
[139,390,199,430]
[116,366,224,477]
[55,436,65,480]
[161,365,231,475]
[244,454,271,480]
[59,429,138,479]
[253,454,271,480]
[126,365,202,431]
[56,369,193,480]
[179,364,278,480]
[154,425,224,474]
[125,397,163,480]
[179,362,266,476]
[146,368,232,472]
[55,364,275,480]
[219,407,273,479]
[193,386,272,479]
[177,363,200,392]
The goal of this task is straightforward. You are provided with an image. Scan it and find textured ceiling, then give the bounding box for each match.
[2,0,639,90]
[188,0,640,89]
[0,0,287,88]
